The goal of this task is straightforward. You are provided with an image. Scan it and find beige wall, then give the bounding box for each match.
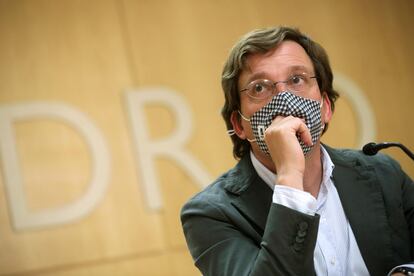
[0,0,413,275]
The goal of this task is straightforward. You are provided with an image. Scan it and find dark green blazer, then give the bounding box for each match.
[181,146,414,276]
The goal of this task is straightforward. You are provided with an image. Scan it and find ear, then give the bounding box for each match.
[230,111,247,139]
[321,93,332,124]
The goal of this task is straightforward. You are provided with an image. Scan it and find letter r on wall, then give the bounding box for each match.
[125,88,211,211]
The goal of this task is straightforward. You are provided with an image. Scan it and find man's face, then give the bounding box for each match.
[232,40,332,160]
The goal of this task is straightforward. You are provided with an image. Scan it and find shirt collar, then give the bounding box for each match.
[250,151,276,190]
[320,145,335,186]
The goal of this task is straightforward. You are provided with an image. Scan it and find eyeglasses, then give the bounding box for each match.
[239,73,317,100]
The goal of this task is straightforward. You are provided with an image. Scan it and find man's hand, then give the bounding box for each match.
[264,115,312,190]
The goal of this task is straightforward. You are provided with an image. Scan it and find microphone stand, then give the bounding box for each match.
[363,142,414,161]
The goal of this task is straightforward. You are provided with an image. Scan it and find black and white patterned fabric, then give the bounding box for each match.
[249,91,322,155]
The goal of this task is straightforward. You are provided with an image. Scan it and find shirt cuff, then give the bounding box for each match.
[273,185,317,216]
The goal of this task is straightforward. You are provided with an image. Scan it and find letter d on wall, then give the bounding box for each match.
[0,102,110,231]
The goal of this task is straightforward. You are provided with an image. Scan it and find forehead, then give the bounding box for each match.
[239,40,314,85]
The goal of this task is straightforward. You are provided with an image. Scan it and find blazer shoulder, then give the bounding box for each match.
[182,155,256,204]
[325,145,401,169]
[182,171,232,210]
[325,145,411,194]
[180,155,260,221]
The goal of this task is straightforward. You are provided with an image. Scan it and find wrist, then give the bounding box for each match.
[276,171,304,190]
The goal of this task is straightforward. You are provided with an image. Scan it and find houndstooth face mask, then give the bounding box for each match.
[238,91,323,156]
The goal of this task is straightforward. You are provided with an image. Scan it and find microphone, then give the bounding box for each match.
[362,142,414,161]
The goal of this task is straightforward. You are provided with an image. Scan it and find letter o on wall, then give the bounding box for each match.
[333,72,377,148]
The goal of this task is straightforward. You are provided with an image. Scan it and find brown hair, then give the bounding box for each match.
[221,26,339,159]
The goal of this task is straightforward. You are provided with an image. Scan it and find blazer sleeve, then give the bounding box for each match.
[398,162,414,257]
[181,196,319,276]
[379,154,414,262]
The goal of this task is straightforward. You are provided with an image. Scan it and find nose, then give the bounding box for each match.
[274,80,289,93]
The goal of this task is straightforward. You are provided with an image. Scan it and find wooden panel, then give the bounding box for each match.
[0,0,165,274]
[28,250,197,276]
[0,0,413,275]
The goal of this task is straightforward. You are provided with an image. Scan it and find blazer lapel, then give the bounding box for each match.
[328,148,394,275]
[223,155,273,237]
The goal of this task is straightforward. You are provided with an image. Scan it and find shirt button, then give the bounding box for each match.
[330,258,335,265]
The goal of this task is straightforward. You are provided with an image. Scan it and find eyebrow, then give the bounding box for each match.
[287,65,314,75]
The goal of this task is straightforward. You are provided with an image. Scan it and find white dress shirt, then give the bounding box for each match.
[250,147,370,276]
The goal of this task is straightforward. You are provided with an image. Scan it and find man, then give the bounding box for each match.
[181,26,414,275]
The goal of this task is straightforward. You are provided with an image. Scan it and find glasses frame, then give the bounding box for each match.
[239,73,318,100]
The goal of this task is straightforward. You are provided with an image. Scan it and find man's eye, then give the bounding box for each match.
[253,83,266,93]
[291,75,304,85]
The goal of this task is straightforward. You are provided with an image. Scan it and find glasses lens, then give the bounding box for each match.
[286,74,313,93]
[247,80,273,99]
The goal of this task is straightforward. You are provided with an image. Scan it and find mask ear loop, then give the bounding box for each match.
[226,129,236,136]
[226,110,257,142]
[320,96,325,132]
[238,110,250,122]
